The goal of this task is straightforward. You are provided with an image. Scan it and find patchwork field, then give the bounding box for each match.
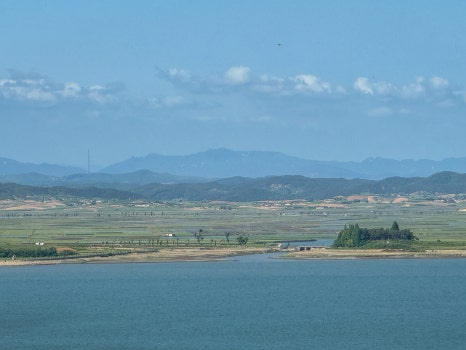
[1,193,466,260]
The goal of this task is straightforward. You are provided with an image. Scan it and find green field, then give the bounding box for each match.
[1,194,466,256]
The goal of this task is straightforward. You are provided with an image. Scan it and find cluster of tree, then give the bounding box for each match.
[236,234,248,246]
[0,246,58,258]
[193,229,248,246]
[332,221,416,248]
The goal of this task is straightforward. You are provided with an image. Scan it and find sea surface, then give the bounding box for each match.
[1,255,466,350]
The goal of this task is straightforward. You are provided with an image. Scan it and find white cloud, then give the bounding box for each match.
[294,74,331,93]
[0,72,123,108]
[400,77,425,99]
[354,77,373,95]
[168,68,191,82]
[353,77,394,96]
[368,106,392,117]
[159,66,336,97]
[88,85,107,104]
[254,75,286,94]
[225,66,250,85]
[156,68,462,109]
[25,89,57,102]
[0,79,15,87]
[3,69,463,120]
[373,81,395,95]
[147,95,186,109]
[430,76,449,89]
[0,79,56,103]
[353,75,457,102]
[335,85,347,94]
[436,99,455,108]
[61,82,82,97]
[259,75,285,84]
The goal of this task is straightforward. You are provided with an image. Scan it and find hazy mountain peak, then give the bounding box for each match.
[0,157,85,177]
[3,150,466,180]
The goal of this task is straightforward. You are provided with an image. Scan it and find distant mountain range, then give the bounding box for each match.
[102,148,466,179]
[3,171,466,202]
[2,149,466,182]
[0,157,84,177]
[3,148,466,201]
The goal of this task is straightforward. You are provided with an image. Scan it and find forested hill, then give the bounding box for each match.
[0,183,143,200]
[2,171,466,201]
[133,171,466,201]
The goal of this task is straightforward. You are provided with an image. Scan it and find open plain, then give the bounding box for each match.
[2,193,466,265]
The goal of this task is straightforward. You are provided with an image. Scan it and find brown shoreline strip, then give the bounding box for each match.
[2,247,466,267]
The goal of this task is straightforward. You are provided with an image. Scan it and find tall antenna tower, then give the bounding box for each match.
[87,149,90,174]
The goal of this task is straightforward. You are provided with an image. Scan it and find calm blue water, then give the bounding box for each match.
[1,257,466,350]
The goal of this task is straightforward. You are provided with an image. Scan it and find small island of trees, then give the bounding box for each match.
[332,221,417,249]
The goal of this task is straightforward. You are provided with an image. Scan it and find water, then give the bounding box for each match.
[287,238,334,247]
[1,258,466,350]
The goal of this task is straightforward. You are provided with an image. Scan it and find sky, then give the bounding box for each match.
[1,0,466,169]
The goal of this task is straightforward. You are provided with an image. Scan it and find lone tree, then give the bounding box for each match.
[225,231,231,245]
[236,234,248,246]
[194,229,204,245]
[391,221,400,231]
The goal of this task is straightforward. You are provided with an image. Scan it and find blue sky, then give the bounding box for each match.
[1,0,466,168]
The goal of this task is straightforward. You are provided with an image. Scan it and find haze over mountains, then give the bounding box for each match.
[2,171,466,202]
[0,157,84,177]
[3,149,466,201]
[2,149,466,183]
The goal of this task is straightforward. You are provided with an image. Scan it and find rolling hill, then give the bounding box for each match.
[3,171,466,202]
[0,182,143,201]
[132,171,466,201]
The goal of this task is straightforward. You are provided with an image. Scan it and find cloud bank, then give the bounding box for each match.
[155,66,463,105]
[2,68,465,122]
[0,73,120,107]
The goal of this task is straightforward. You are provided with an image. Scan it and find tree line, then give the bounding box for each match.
[0,246,58,258]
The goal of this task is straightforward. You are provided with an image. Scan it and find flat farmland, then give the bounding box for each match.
[1,194,466,252]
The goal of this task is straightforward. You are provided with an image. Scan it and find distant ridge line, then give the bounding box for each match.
[2,171,466,202]
[3,149,466,180]
[100,149,466,180]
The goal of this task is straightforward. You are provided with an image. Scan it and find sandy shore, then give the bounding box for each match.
[283,247,466,259]
[0,247,275,266]
[2,247,466,266]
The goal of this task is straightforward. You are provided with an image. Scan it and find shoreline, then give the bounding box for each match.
[2,247,466,266]
[0,247,276,267]
[282,247,466,260]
